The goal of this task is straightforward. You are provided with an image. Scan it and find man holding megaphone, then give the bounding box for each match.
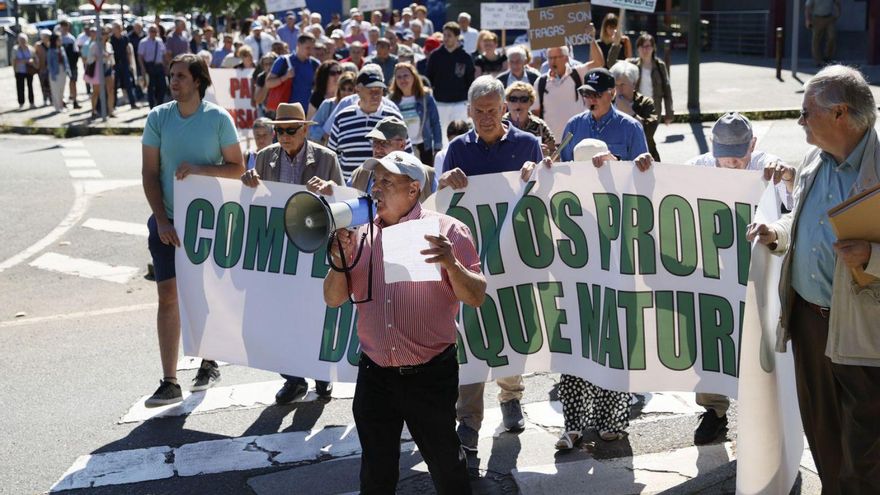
[323,151,486,495]
[241,101,345,405]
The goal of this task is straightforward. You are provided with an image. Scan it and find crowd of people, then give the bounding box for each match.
[131,6,879,495]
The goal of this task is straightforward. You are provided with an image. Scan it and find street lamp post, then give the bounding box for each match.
[687,0,700,116]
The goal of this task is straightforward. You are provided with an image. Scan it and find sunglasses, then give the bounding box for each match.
[507,95,530,104]
[274,125,303,135]
[579,90,602,99]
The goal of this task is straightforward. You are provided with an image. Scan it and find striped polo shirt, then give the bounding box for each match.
[348,203,482,367]
[327,104,411,178]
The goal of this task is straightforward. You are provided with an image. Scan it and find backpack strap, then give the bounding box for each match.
[570,68,583,101]
[537,74,548,119]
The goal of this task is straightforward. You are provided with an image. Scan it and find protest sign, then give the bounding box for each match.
[265,0,305,14]
[527,3,592,50]
[204,68,257,132]
[592,0,658,13]
[481,2,531,31]
[357,0,391,12]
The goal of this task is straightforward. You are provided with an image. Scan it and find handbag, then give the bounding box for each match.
[85,61,97,78]
[265,56,292,112]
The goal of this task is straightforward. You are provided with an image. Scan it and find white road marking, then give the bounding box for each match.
[50,446,174,491]
[0,303,157,328]
[29,252,139,284]
[80,180,141,195]
[119,380,357,424]
[60,140,85,147]
[64,158,98,168]
[82,218,148,237]
[69,169,104,179]
[60,149,90,158]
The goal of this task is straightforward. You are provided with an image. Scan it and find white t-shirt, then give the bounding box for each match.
[530,65,589,140]
[687,150,793,209]
[462,27,479,54]
[398,95,423,145]
[639,67,653,99]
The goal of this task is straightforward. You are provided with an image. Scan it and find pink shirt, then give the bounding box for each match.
[348,203,481,367]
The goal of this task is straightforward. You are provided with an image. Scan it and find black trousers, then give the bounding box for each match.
[790,294,880,495]
[145,63,166,108]
[353,347,471,495]
[15,72,34,105]
[114,64,136,106]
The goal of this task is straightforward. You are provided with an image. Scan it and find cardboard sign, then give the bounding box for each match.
[357,0,391,12]
[527,2,592,50]
[592,0,658,13]
[481,2,531,30]
[265,0,306,14]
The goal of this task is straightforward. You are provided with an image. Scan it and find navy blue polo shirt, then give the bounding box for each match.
[442,124,543,177]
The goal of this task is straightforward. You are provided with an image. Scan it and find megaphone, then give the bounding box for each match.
[283,191,373,253]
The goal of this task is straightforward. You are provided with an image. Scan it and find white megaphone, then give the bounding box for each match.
[284,191,373,253]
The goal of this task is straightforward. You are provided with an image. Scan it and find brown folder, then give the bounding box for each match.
[827,182,880,286]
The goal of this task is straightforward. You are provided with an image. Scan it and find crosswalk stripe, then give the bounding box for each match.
[82,218,149,237]
[69,169,104,179]
[61,140,85,148]
[60,149,91,158]
[64,158,98,168]
[29,252,139,284]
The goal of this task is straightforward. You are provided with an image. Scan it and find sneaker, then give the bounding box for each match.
[73,101,82,109]
[191,360,221,391]
[457,423,479,452]
[599,430,625,442]
[315,381,333,398]
[145,380,182,407]
[275,381,308,405]
[694,409,728,445]
[500,399,525,431]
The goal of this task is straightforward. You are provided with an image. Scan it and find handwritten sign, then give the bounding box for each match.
[480,2,531,30]
[527,2,592,50]
[265,0,306,14]
[357,0,391,12]
[205,68,257,131]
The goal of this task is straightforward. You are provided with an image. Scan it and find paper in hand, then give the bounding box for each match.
[382,217,442,283]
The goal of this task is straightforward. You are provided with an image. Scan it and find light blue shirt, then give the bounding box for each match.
[275,24,300,51]
[309,97,337,142]
[142,101,239,218]
[559,106,649,162]
[791,131,869,307]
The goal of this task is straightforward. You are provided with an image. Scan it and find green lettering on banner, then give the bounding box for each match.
[183,198,214,264]
[346,324,361,366]
[512,182,555,269]
[699,293,737,377]
[594,193,621,271]
[576,283,602,362]
[498,285,544,355]
[735,202,753,286]
[243,205,286,273]
[600,287,624,369]
[311,244,330,278]
[456,331,468,364]
[537,282,571,354]
[446,193,479,250]
[658,195,698,276]
[550,192,589,269]
[620,194,657,275]
[698,199,734,279]
[656,291,697,370]
[462,297,509,367]
[476,203,509,275]
[213,202,245,268]
[618,291,653,370]
[319,303,355,362]
[283,238,300,275]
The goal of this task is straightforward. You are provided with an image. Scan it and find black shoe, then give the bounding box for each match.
[315,381,333,398]
[500,399,525,431]
[73,101,81,109]
[457,423,479,452]
[191,360,221,391]
[694,409,728,445]
[145,380,182,407]
[275,381,308,405]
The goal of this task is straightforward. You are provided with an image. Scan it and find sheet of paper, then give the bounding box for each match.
[382,217,442,283]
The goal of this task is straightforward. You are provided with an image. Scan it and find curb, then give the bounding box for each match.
[0,124,145,137]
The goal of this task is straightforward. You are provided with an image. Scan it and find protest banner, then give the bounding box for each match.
[265,0,305,14]
[174,163,802,494]
[527,3,592,50]
[204,68,257,132]
[593,0,658,13]
[357,0,391,12]
[481,2,531,31]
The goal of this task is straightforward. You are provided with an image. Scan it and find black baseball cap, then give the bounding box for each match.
[357,71,386,89]
[578,68,615,95]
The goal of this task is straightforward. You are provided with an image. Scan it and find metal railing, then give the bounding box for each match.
[625,10,771,57]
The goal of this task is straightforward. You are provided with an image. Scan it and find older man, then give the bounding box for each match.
[366,38,398,85]
[749,65,880,495]
[242,103,343,404]
[325,150,485,495]
[531,44,604,140]
[439,75,543,451]
[276,12,300,50]
[244,22,275,61]
[497,45,540,89]
[457,12,479,54]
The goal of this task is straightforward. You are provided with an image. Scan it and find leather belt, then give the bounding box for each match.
[800,297,831,319]
[362,345,456,375]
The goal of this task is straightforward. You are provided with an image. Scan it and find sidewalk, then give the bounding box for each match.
[2,54,879,135]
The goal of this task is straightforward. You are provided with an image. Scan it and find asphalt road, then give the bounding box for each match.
[0,124,827,495]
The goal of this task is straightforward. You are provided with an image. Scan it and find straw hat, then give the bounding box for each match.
[268,103,317,125]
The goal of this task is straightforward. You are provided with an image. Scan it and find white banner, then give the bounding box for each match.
[592,0,658,13]
[174,163,802,494]
[204,68,256,132]
[357,0,391,12]
[265,0,306,14]
[481,2,531,30]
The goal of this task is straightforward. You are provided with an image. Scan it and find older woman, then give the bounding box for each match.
[628,33,674,126]
[610,60,660,160]
[13,33,36,109]
[503,81,556,157]
[473,30,507,77]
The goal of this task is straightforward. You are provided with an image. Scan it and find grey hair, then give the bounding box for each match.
[410,19,422,28]
[458,12,471,21]
[507,45,526,61]
[253,117,272,131]
[806,65,877,131]
[609,61,639,86]
[468,75,505,105]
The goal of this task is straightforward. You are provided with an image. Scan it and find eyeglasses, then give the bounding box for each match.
[579,89,602,99]
[274,125,303,135]
[371,138,404,148]
[507,95,530,104]
[799,110,810,120]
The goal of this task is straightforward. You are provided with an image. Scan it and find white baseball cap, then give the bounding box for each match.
[363,151,426,190]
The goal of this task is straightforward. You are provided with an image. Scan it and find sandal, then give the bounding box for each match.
[599,430,624,442]
[555,431,582,450]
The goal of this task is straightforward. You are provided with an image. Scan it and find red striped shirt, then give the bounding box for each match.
[348,203,482,367]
